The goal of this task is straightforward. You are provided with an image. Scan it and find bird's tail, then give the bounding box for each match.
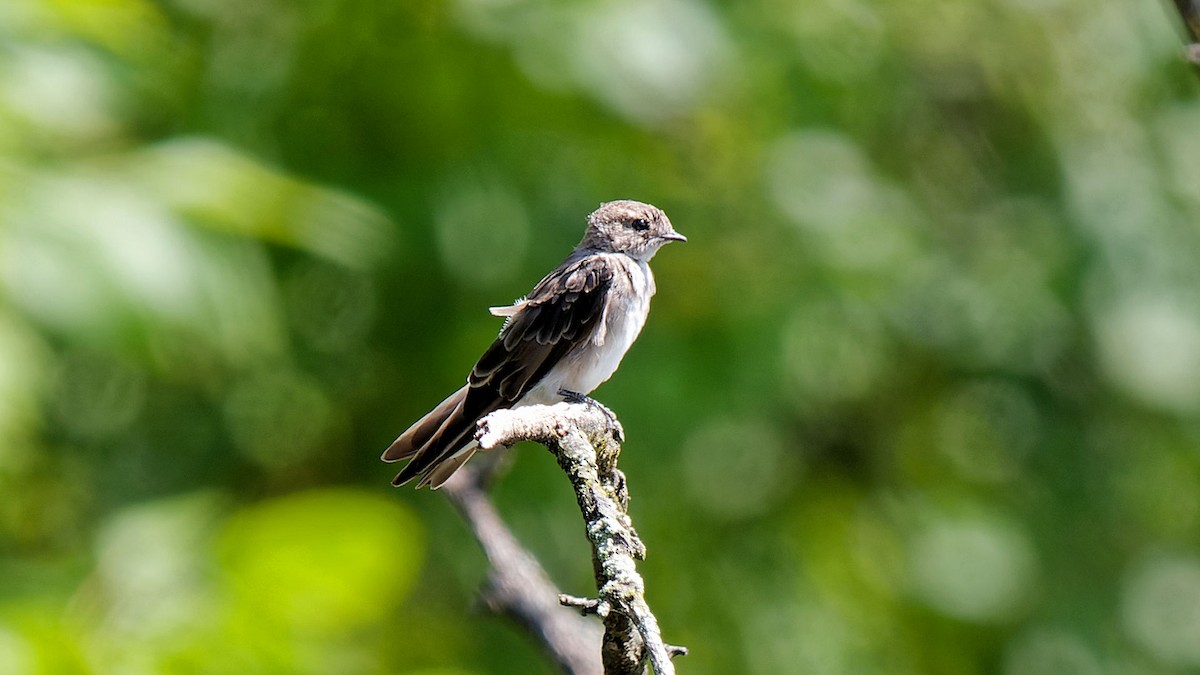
[382,385,486,488]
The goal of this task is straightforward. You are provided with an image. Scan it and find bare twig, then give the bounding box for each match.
[560,594,603,615]
[441,464,603,675]
[476,402,685,675]
[1171,0,1200,67]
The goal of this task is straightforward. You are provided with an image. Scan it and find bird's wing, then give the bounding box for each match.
[470,253,614,399]
[384,253,614,487]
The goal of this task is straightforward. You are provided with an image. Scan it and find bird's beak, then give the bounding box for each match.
[661,231,687,243]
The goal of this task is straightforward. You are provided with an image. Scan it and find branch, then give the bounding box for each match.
[1172,0,1200,67]
[476,402,686,675]
[441,462,603,675]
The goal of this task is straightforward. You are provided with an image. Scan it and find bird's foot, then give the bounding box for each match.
[557,388,624,443]
[557,388,589,405]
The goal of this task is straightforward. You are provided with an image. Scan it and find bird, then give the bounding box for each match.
[382,200,686,488]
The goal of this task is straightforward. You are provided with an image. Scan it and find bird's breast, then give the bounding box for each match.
[531,256,655,400]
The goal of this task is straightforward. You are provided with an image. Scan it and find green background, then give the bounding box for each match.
[2,0,1200,673]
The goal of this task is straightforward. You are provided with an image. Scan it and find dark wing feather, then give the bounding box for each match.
[470,253,613,397]
[386,253,613,487]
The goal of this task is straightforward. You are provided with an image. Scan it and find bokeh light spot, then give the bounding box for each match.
[1096,296,1200,414]
[0,46,117,143]
[908,512,1037,622]
[571,0,732,124]
[784,297,890,406]
[1121,554,1200,666]
[765,129,920,272]
[1003,628,1101,675]
[95,493,223,639]
[682,417,799,520]
[788,0,884,83]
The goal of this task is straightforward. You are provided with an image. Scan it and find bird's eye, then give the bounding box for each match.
[629,218,650,231]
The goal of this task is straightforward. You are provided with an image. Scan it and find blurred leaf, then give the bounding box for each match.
[217,489,424,637]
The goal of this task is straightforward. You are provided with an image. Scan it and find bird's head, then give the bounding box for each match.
[580,200,686,261]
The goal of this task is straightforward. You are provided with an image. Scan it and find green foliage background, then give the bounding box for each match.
[2,0,1200,673]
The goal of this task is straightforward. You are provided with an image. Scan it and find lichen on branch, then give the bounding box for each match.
[476,402,685,675]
